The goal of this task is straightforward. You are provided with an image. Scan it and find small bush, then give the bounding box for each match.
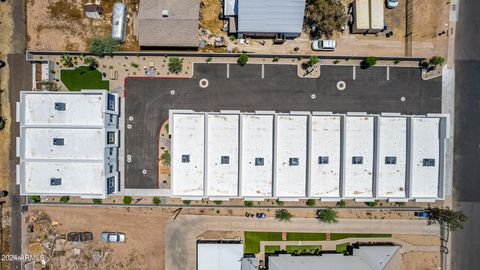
[131,62,139,68]
[83,56,98,69]
[213,200,223,205]
[365,201,378,207]
[152,196,161,205]
[429,56,445,67]
[273,56,280,62]
[168,57,183,74]
[183,200,192,205]
[394,59,400,65]
[59,196,70,203]
[206,57,213,63]
[61,54,74,67]
[275,199,285,206]
[92,199,102,204]
[29,195,41,203]
[160,151,171,166]
[123,196,133,205]
[229,35,236,41]
[306,199,316,207]
[275,209,293,222]
[333,59,340,64]
[308,56,319,66]
[0,116,6,130]
[316,208,338,223]
[89,36,119,56]
[336,200,347,208]
[237,53,249,65]
[395,202,406,206]
[244,200,254,207]
[362,56,378,69]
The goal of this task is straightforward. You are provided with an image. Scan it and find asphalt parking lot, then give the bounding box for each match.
[124,63,442,189]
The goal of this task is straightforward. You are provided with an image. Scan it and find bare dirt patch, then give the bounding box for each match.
[401,251,440,270]
[27,0,139,51]
[27,206,171,270]
[199,0,223,35]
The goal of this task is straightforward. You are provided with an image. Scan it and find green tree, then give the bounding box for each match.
[275,199,285,206]
[316,208,338,223]
[362,56,378,69]
[183,200,192,205]
[273,56,280,62]
[306,199,316,207]
[244,200,254,207]
[92,199,102,204]
[336,200,347,208]
[306,0,347,38]
[429,207,468,231]
[59,196,70,203]
[308,56,319,66]
[123,196,133,205]
[237,53,249,65]
[160,151,171,166]
[29,195,41,203]
[275,209,293,222]
[168,57,183,74]
[428,56,445,67]
[89,36,119,56]
[152,196,161,205]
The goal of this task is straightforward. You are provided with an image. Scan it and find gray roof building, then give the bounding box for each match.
[138,0,200,47]
[237,0,306,37]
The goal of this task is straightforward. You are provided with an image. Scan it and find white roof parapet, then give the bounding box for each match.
[274,114,308,198]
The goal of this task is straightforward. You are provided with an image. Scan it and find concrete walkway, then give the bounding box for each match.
[165,215,440,270]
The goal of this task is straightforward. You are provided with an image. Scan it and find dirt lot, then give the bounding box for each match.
[27,206,171,269]
[27,0,139,51]
[401,251,440,270]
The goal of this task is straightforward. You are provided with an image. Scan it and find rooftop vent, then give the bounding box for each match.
[54,102,66,111]
[182,154,190,163]
[423,158,435,167]
[221,156,230,164]
[50,178,62,186]
[289,158,299,166]
[162,9,169,17]
[385,156,397,165]
[53,138,64,146]
[352,156,363,165]
[318,156,329,164]
[255,157,264,166]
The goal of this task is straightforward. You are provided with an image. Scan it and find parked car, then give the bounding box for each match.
[414,211,430,218]
[101,232,126,242]
[311,40,336,51]
[0,60,6,69]
[256,213,266,219]
[67,232,93,242]
[386,0,399,8]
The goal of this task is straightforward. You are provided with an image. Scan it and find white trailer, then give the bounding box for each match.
[111,2,127,42]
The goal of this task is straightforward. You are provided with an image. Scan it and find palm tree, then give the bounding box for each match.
[275,209,293,222]
[316,208,338,224]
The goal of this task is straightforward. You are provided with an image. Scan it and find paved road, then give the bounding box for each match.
[451,0,480,269]
[165,215,440,270]
[7,0,28,269]
[125,64,442,188]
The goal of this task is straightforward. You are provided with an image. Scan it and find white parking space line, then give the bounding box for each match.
[353,66,356,80]
[227,63,230,78]
[387,66,390,81]
[261,64,265,79]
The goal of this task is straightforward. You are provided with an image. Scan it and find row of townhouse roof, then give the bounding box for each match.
[170,110,449,202]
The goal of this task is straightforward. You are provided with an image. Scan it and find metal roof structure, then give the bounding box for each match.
[197,243,243,270]
[170,110,449,202]
[237,0,306,36]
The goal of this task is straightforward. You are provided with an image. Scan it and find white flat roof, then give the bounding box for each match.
[411,117,440,198]
[24,161,105,196]
[197,243,243,270]
[310,116,341,197]
[24,128,104,160]
[275,115,308,197]
[354,0,370,30]
[23,93,105,126]
[172,114,205,196]
[370,0,384,30]
[207,114,239,197]
[241,114,274,197]
[377,117,407,198]
[344,116,374,198]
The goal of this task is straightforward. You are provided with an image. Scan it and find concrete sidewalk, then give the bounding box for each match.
[165,215,440,270]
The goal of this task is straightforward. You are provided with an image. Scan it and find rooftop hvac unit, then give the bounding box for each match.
[162,9,169,17]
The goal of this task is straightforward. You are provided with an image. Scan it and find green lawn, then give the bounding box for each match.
[61,66,109,91]
[244,232,282,254]
[330,233,391,240]
[286,245,322,254]
[336,243,350,253]
[287,232,326,241]
[264,245,281,254]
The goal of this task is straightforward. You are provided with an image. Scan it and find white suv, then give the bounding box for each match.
[387,0,399,8]
[311,40,336,51]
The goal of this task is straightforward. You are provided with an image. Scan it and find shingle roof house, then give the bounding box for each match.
[138,0,200,47]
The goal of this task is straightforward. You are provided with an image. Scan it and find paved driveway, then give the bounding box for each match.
[124,63,442,189]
